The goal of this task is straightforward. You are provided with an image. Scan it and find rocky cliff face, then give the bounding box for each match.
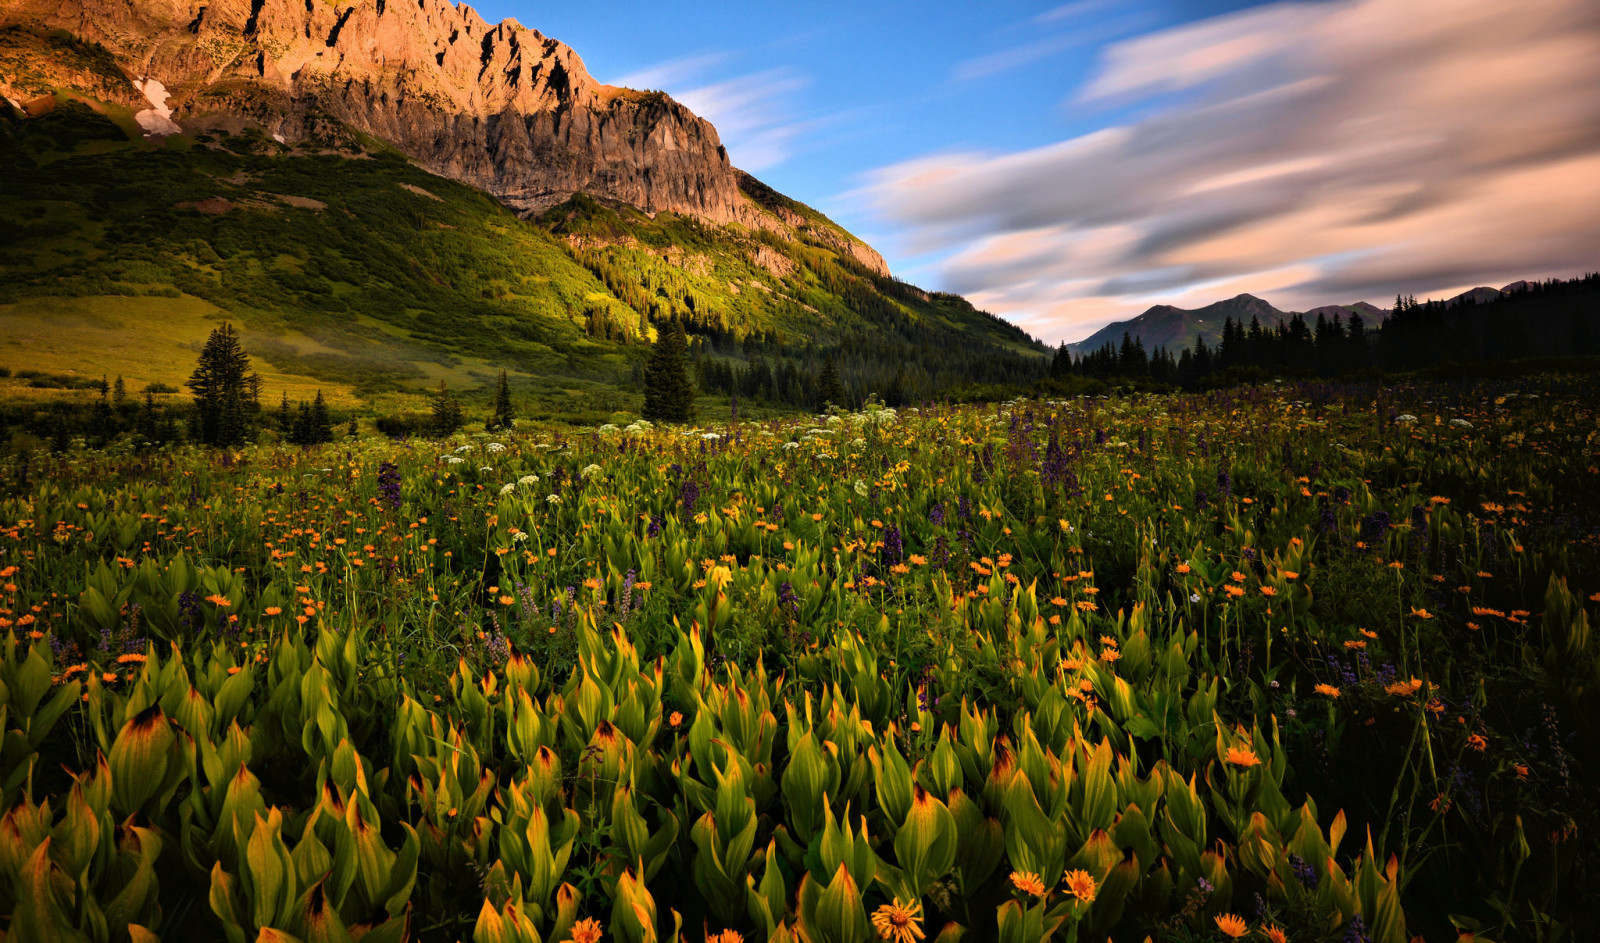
[1,0,755,227]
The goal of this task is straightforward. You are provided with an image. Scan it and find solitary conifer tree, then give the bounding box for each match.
[488,370,514,431]
[643,320,695,423]
[432,380,464,436]
[187,323,252,446]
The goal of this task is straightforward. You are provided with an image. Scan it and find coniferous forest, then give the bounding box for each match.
[1053,275,1600,388]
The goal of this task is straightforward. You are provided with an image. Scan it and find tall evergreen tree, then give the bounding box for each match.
[186,323,253,446]
[817,357,844,409]
[112,375,126,405]
[309,391,332,444]
[488,370,514,431]
[642,320,696,423]
[432,381,464,437]
[139,390,159,445]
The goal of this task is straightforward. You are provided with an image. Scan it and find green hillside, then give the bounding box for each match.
[0,95,1046,424]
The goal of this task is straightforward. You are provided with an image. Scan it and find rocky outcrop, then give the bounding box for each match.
[0,0,745,221]
[1,0,895,276]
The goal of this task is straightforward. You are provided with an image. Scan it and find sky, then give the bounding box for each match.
[480,0,1600,344]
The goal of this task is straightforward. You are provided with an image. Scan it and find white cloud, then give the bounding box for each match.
[610,53,729,93]
[609,57,812,173]
[860,0,1600,344]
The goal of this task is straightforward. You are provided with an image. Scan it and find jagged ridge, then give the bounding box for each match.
[0,0,884,275]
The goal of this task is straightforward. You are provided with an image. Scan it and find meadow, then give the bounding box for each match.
[2,379,1598,943]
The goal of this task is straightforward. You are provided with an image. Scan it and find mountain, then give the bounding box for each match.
[0,3,1044,419]
[1069,294,1290,353]
[1067,294,1397,354]
[1,0,761,228]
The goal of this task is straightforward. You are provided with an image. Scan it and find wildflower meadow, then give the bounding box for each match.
[2,380,1598,943]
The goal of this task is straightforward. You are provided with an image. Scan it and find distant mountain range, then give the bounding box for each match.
[1067,283,1539,353]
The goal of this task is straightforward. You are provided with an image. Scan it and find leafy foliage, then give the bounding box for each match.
[2,378,1598,942]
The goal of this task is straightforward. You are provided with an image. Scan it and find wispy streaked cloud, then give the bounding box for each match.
[860,0,1600,344]
[952,13,1155,83]
[610,53,729,93]
[608,57,812,172]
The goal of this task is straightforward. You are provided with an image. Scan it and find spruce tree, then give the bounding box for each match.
[642,320,695,423]
[309,391,332,444]
[112,375,126,405]
[817,357,844,409]
[139,390,159,445]
[187,323,252,446]
[432,381,464,436]
[291,401,311,446]
[488,369,514,431]
[277,393,291,437]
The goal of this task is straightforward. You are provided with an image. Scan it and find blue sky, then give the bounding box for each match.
[477,0,1600,343]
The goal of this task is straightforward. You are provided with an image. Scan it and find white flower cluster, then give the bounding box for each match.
[580,464,602,479]
[518,474,540,487]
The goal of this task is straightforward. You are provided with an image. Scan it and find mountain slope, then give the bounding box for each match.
[0,98,1043,417]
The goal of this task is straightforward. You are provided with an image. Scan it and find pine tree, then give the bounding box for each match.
[291,401,312,446]
[309,391,332,444]
[187,323,253,446]
[432,381,464,436]
[346,418,358,438]
[488,370,514,431]
[277,393,292,437]
[817,356,844,409]
[1050,342,1072,379]
[139,390,159,445]
[112,375,126,405]
[89,384,115,448]
[642,320,696,423]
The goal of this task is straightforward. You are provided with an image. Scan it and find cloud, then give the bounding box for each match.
[859,0,1600,343]
[608,56,812,173]
[610,53,730,93]
[673,70,812,171]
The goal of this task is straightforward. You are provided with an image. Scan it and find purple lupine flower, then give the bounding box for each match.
[928,501,946,526]
[882,525,904,567]
[1360,511,1391,547]
[1343,914,1371,943]
[1289,854,1318,890]
[377,461,402,510]
[777,581,800,615]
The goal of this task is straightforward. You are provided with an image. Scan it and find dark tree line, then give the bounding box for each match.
[1050,274,1599,387]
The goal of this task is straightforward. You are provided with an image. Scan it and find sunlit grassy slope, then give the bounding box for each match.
[0,94,1045,418]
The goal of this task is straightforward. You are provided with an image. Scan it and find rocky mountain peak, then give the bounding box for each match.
[1,0,890,268]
